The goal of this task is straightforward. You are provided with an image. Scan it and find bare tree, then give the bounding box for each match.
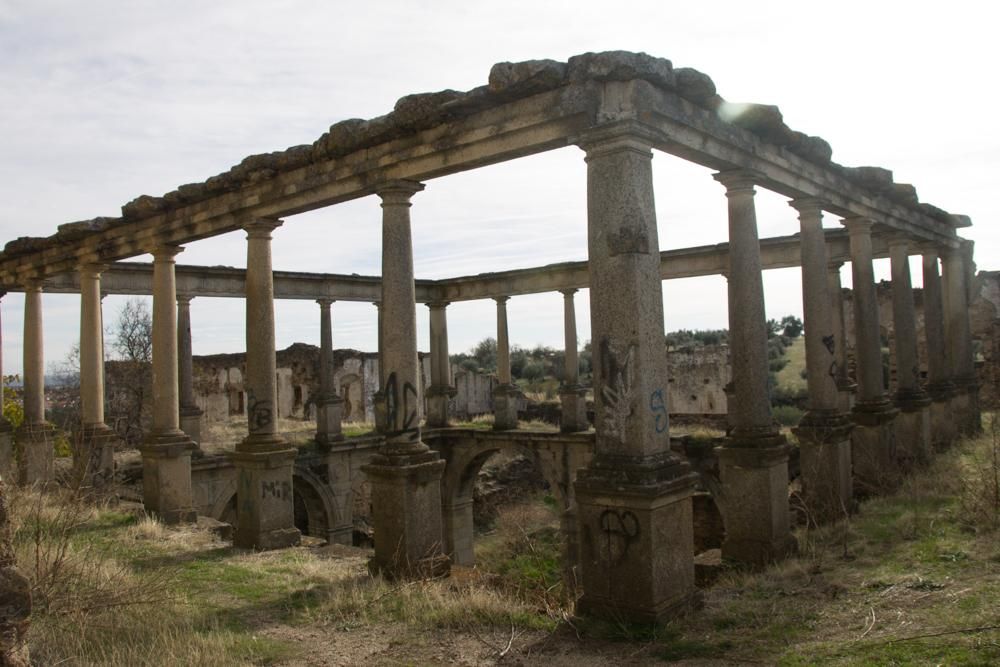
[105,299,153,446]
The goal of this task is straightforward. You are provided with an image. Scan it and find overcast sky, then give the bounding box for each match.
[1,0,997,377]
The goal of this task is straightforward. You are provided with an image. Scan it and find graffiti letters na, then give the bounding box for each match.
[385,372,420,441]
[598,509,640,563]
[600,339,635,443]
[650,388,668,433]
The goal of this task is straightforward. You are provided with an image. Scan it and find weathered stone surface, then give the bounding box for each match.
[55,218,113,242]
[718,102,794,145]
[567,51,675,89]
[787,131,833,164]
[674,67,716,105]
[392,89,464,129]
[488,59,567,97]
[846,166,894,192]
[890,183,919,205]
[121,194,167,220]
[3,237,49,257]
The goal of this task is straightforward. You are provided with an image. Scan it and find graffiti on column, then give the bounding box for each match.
[649,388,668,433]
[600,338,635,443]
[261,480,291,500]
[384,372,420,442]
[598,508,640,563]
[246,388,273,432]
[822,334,839,380]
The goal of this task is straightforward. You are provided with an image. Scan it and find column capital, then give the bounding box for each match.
[371,300,381,310]
[316,297,335,308]
[20,277,44,291]
[578,122,656,161]
[713,168,761,195]
[244,218,283,239]
[788,197,826,217]
[151,244,184,261]
[918,242,943,259]
[425,300,450,310]
[842,216,874,236]
[493,295,510,306]
[375,179,425,205]
[559,288,579,297]
[77,262,109,278]
[827,261,844,273]
[176,294,194,305]
[886,235,912,251]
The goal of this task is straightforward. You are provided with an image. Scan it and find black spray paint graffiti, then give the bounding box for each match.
[262,480,291,500]
[598,509,640,563]
[246,388,274,433]
[384,372,420,441]
[649,388,668,434]
[822,334,840,380]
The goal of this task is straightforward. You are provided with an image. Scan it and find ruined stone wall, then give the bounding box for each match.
[841,270,1000,404]
[666,345,730,415]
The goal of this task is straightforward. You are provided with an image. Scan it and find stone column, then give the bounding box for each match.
[314,298,344,447]
[573,127,697,623]
[827,263,857,413]
[361,180,447,578]
[425,301,456,428]
[139,246,196,523]
[712,169,792,565]
[492,296,519,430]
[176,295,203,446]
[229,220,300,550]
[789,199,853,523]
[888,238,932,464]
[921,247,957,447]
[17,279,55,485]
[371,301,387,432]
[559,289,588,433]
[0,296,13,483]
[942,243,979,434]
[844,218,899,494]
[75,263,117,486]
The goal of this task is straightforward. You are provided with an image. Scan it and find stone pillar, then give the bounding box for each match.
[176,295,203,447]
[921,247,957,448]
[942,243,980,435]
[827,263,857,413]
[844,218,899,494]
[75,263,117,486]
[789,199,853,523]
[712,170,792,565]
[228,220,300,550]
[17,280,55,485]
[362,180,447,578]
[372,301,387,432]
[559,289,588,433]
[425,301,456,428]
[0,296,13,483]
[314,298,345,448]
[888,238,932,465]
[573,127,697,623]
[139,246,197,523]
[492,296,519,430]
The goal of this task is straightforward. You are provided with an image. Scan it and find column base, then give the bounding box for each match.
[179,405,204,447]
[363,449,449,580]
[315,396,345,449]
[792,410,854,524]
[574,459,699,624]
[850,401,900,497]
[16,422,56,486]
[72,423,119,488]
[140,430,197,524]
[893,396,932,468]
[425,385,456,429]
[716,436,795,566]
[559,385,589,433]
[927,382,958,450]
[228,446,301,550]
[0,421,14,484]
[442,497,475,566]
[492,384,520,431]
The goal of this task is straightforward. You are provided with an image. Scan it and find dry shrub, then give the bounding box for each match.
[958,412,1000,533]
